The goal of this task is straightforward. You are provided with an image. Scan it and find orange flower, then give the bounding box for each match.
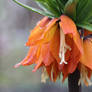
[15,16,61,82]
[13,0,92,86]
[78,64,92,86]
[77,30,92,86]
[80,34,92,70]
[59,15,83,81]
[15,15,84,82]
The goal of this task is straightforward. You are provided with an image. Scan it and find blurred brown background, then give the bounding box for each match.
[0,0,92,92]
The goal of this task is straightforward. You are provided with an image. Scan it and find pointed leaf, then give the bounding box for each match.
[76,0,92,23]
[13,0,55,18]
[61,0,68,5]
[64,0,79,21]
[77,22,92,31]
[35,0,61,17]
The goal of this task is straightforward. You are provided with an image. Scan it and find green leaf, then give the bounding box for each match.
[35,0,68,17]
[44,0,61,16]
[55,0,64,13]
[35,0,61,17]
[76,0,92,23]
[61,0,68,5]
[13,0,56,18]
[77,22,92,31]
[36,2,53,13]
[64,0,79,21]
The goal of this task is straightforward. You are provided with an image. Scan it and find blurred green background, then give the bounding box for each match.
[0,0,92,92]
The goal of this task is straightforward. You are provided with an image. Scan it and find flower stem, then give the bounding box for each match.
[68,69,81,92]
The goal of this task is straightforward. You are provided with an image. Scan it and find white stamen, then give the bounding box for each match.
[78,64,92,86]
[59,29,71,65]
[86,76,92,86]
[65,44,71,51]
[41,68,48,83]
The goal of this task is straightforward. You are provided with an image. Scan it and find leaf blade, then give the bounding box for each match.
[76,0,92,23]
[64,0,79,21]
[13,0,56,18]
[77,22,92,31]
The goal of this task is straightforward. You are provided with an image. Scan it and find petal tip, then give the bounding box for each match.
[32,69,36,72]
[14,63,21,68]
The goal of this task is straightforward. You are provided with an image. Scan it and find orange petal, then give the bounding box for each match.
[46,64,52,80]
[60,15,77,35]
[80,37,92,70]
[26,18,58,46]
[43,20,58,43]
[84,30,92,36]
[59,15,83,54]
[61,35,81,81]
[59,15,83,80]
[46,62,61,82]
[41,43,55,66]
[26,17,51,46]
[67,37,81,73]
[52,62,61,82]
[87,68,92,79]
[14,46,38,67]
[22,46,38,66]
[32,57,43,72]
[50,28,60,63]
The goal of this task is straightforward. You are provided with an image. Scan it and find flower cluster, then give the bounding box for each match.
[13,0,92,86]
[15,15,92,86]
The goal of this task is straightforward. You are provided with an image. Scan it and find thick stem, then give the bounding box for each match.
[68,69,81,92]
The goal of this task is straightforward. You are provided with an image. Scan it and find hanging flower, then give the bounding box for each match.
[13,0,92,86]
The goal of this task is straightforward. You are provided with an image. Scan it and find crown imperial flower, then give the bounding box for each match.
[14,0,92,86]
